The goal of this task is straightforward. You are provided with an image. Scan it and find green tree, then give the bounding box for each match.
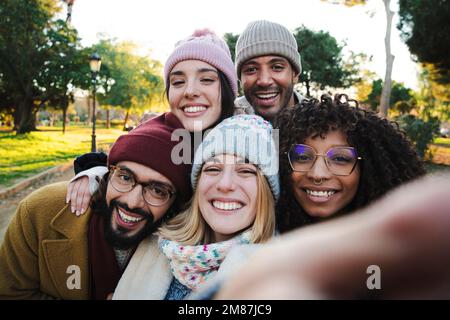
[366,79,413,111]
[90,38,164,130]
[398,0,450,84]
[0,0,58,133]
[38,20,91,133]
[322,0,395,117]
[293,26,359,97]
[223,33,239,62]
[416,65,450,122]
[0,0,88,134]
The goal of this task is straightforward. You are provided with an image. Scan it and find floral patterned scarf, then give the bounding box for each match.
[158,230,252,290]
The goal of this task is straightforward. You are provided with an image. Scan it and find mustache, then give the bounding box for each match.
[250,85,280,94]
[110,200,154,222]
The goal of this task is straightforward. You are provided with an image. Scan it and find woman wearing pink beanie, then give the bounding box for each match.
[66,30,240,215]
[164,29,238,132]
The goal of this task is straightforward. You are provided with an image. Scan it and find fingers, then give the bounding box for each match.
[75,177,90,216]
[67,177,90,216]
[217,174,450,299]
[66,180,74,204]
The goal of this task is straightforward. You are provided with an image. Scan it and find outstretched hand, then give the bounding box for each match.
[216,174,450,299]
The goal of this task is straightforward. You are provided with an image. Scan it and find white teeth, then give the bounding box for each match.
[256,93,278,99]
[306,189,336,197]
[118,209,144,223]
[212,201,243,211]
[184,106,207,113]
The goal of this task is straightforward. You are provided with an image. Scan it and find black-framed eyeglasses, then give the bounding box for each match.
[288,144,362,176]
[109,165,175,207]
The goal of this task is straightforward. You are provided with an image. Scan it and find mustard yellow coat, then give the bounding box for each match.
[0,181,92,299]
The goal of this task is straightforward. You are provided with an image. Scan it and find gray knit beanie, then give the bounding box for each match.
[191,114,280,201]
[235,20,301,77]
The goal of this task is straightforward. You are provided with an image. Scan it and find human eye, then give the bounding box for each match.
[202,164,221,174]
[328,150,355,164]
[242,65,257,74]
[200,77,216,84]
[116,171,134,185]
[294,153,314,162]
[146,184,169,199]
[170,78,185,87]
[238,168,257,176]
[272,64,285,71]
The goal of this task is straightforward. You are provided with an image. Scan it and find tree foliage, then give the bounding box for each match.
[398,0,450,84]
[90,38,165,128]
[0,0,89,133]
[366,79,414,111]
[293,26,359,97]
[223,33,239,62]
[416,64,450,122]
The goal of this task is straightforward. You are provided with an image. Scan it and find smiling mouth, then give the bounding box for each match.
[182,105,207,114]
[254,92,279,100]
[211,200,244,211]
[115,208,145,228]
[304,189,337,198]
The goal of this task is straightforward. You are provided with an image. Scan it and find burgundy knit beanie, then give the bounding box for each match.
[108,112,192,202]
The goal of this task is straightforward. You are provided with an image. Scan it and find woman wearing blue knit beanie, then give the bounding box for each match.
[112,114,279,300]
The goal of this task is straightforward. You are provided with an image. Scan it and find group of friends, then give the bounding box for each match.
[1,20,448,300]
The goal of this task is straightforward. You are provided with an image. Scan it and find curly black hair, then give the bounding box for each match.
[274,93,426,233]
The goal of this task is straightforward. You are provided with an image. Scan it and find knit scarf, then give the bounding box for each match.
[158,230,252,290]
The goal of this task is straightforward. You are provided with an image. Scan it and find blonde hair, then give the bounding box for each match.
[159,168,275,245]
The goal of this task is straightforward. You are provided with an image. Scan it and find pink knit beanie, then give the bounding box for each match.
[164,29,238,97]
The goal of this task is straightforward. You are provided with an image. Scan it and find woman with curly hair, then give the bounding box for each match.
[274,93,425,232]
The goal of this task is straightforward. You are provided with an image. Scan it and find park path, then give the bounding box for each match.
[0,167,74,243]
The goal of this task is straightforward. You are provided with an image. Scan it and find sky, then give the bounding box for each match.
[67,0,420,90]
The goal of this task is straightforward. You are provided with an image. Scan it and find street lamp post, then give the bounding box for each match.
[89,53,101,152]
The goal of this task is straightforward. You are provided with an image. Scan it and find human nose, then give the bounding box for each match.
[125,184,146,209]
[184,80,200,98]
[255,67,274,87]
[306,155,333,181]
[215,169,236,193]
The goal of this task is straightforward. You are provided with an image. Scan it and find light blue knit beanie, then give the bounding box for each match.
[191,114,280,201]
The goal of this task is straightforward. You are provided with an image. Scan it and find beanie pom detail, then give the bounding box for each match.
[192,28,216,37]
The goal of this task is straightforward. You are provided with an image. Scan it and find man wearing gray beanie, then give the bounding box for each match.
[234,20,304,122]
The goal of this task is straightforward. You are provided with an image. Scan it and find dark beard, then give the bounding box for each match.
[95,197,157,250]
[246,84,294,122]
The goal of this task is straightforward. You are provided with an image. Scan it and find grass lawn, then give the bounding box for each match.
[0,126,123,188]
[1,126,449,189]
[428,137,450,166]
[434,137,450,147]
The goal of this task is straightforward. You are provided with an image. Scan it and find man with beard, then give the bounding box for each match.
[234,20,304,122]
[0,113,192,299]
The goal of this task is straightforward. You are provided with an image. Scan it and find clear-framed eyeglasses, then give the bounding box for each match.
[288,144,362,176]
[109,165,175,207]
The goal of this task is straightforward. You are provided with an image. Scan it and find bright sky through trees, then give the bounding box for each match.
[69,0,419,89]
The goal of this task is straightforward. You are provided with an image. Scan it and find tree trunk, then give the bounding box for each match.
[106,109,110,129]
[62,95,68,134]
[379,0,395,118]
[16,100,35,134]
[123,109,130,131]
[15,83,37,134]
[31,107,38,131]
[13,107,21,131]
[62,107,67,134]
[305,78,311,98]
